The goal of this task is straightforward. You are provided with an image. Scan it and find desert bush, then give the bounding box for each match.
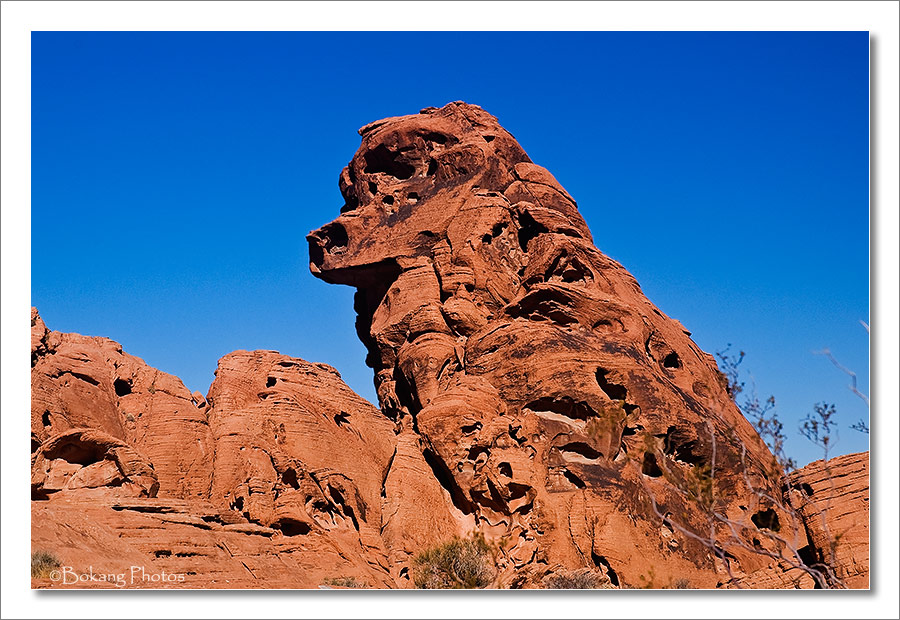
[31,550,60,578]
[321,576,367,588]
[544,568,612,589]
[411,532,495,589]
[639,344,868,589]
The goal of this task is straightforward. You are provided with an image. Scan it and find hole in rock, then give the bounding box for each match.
[426,159,437,176]
[641,452,663,477]
[751,508,781,532]
[662,352,681,369]
[524,397,597,422]
[470,479,509,514]
[42,411,51,427]
[154,550,172,558]
[797,544,818,567]
[517,210,549,252]
[278,519,311,536]
[382,195,394,205]
[363,144,415,180]
[407,192,419,204]
[467,445,490,463]
[423,131,448,145]
[483,135,496,142]
[114,378,132,396]
[558,442,603,461]
[622,425,641,436]
[507,482,530,500]
[328,485,360,531]
[595,368,628,402]
[662,427,706,467]
[563,469,586,489]
[334,411,350,427]
[69,372,100,386]
[266,376,276,388]
[461,421,482,434]
[44,438,105,466]
[800,482,814,497]
[281,468,300,490]
[322,222,348,254]
[422,448,474,514]
[368,181,378,195]
[591,552,620,587]
[509,425,527,445]
[498,462,513,477]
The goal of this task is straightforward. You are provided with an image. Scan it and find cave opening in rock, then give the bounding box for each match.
[751,508,781,532]
[662,352,681,369]
[363,144,415,180]
[278,519,311,536]
[114,378,132,397]
[641,452,663,477]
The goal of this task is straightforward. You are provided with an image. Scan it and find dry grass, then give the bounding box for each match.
[31,550,60,579]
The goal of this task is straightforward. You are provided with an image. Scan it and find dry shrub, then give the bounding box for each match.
[31,550,60,578]
[321,576,368,588]
[544,568,613,589]
[411,532,495,589]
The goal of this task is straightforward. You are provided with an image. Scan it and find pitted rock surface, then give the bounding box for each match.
[308,102,862,587]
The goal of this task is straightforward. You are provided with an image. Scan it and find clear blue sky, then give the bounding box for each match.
[31,32,869,466]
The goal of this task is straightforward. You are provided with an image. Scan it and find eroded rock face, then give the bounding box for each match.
[790,452,869,588]
[204,350,398,583]
[308,102,804,587]
[30,311,401,588]
[31,308,213,499]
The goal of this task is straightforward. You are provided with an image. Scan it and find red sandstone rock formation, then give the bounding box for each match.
[31,311,398,588]
[307,101,867,588]
[31,307,212,499]
[790,452,870,588]
[30,102,870,590]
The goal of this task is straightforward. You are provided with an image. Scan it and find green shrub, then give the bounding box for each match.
[31,550,60,578]
[544,568,612,589]
[411,532,495,589]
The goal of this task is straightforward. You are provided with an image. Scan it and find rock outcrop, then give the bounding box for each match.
[31,307,212,499]
[790,452,870,588]
[307,101,869,588]
[31,311,399,588]
[31,102,869,589]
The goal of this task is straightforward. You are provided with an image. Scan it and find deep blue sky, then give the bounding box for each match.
[31,32,869,466]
